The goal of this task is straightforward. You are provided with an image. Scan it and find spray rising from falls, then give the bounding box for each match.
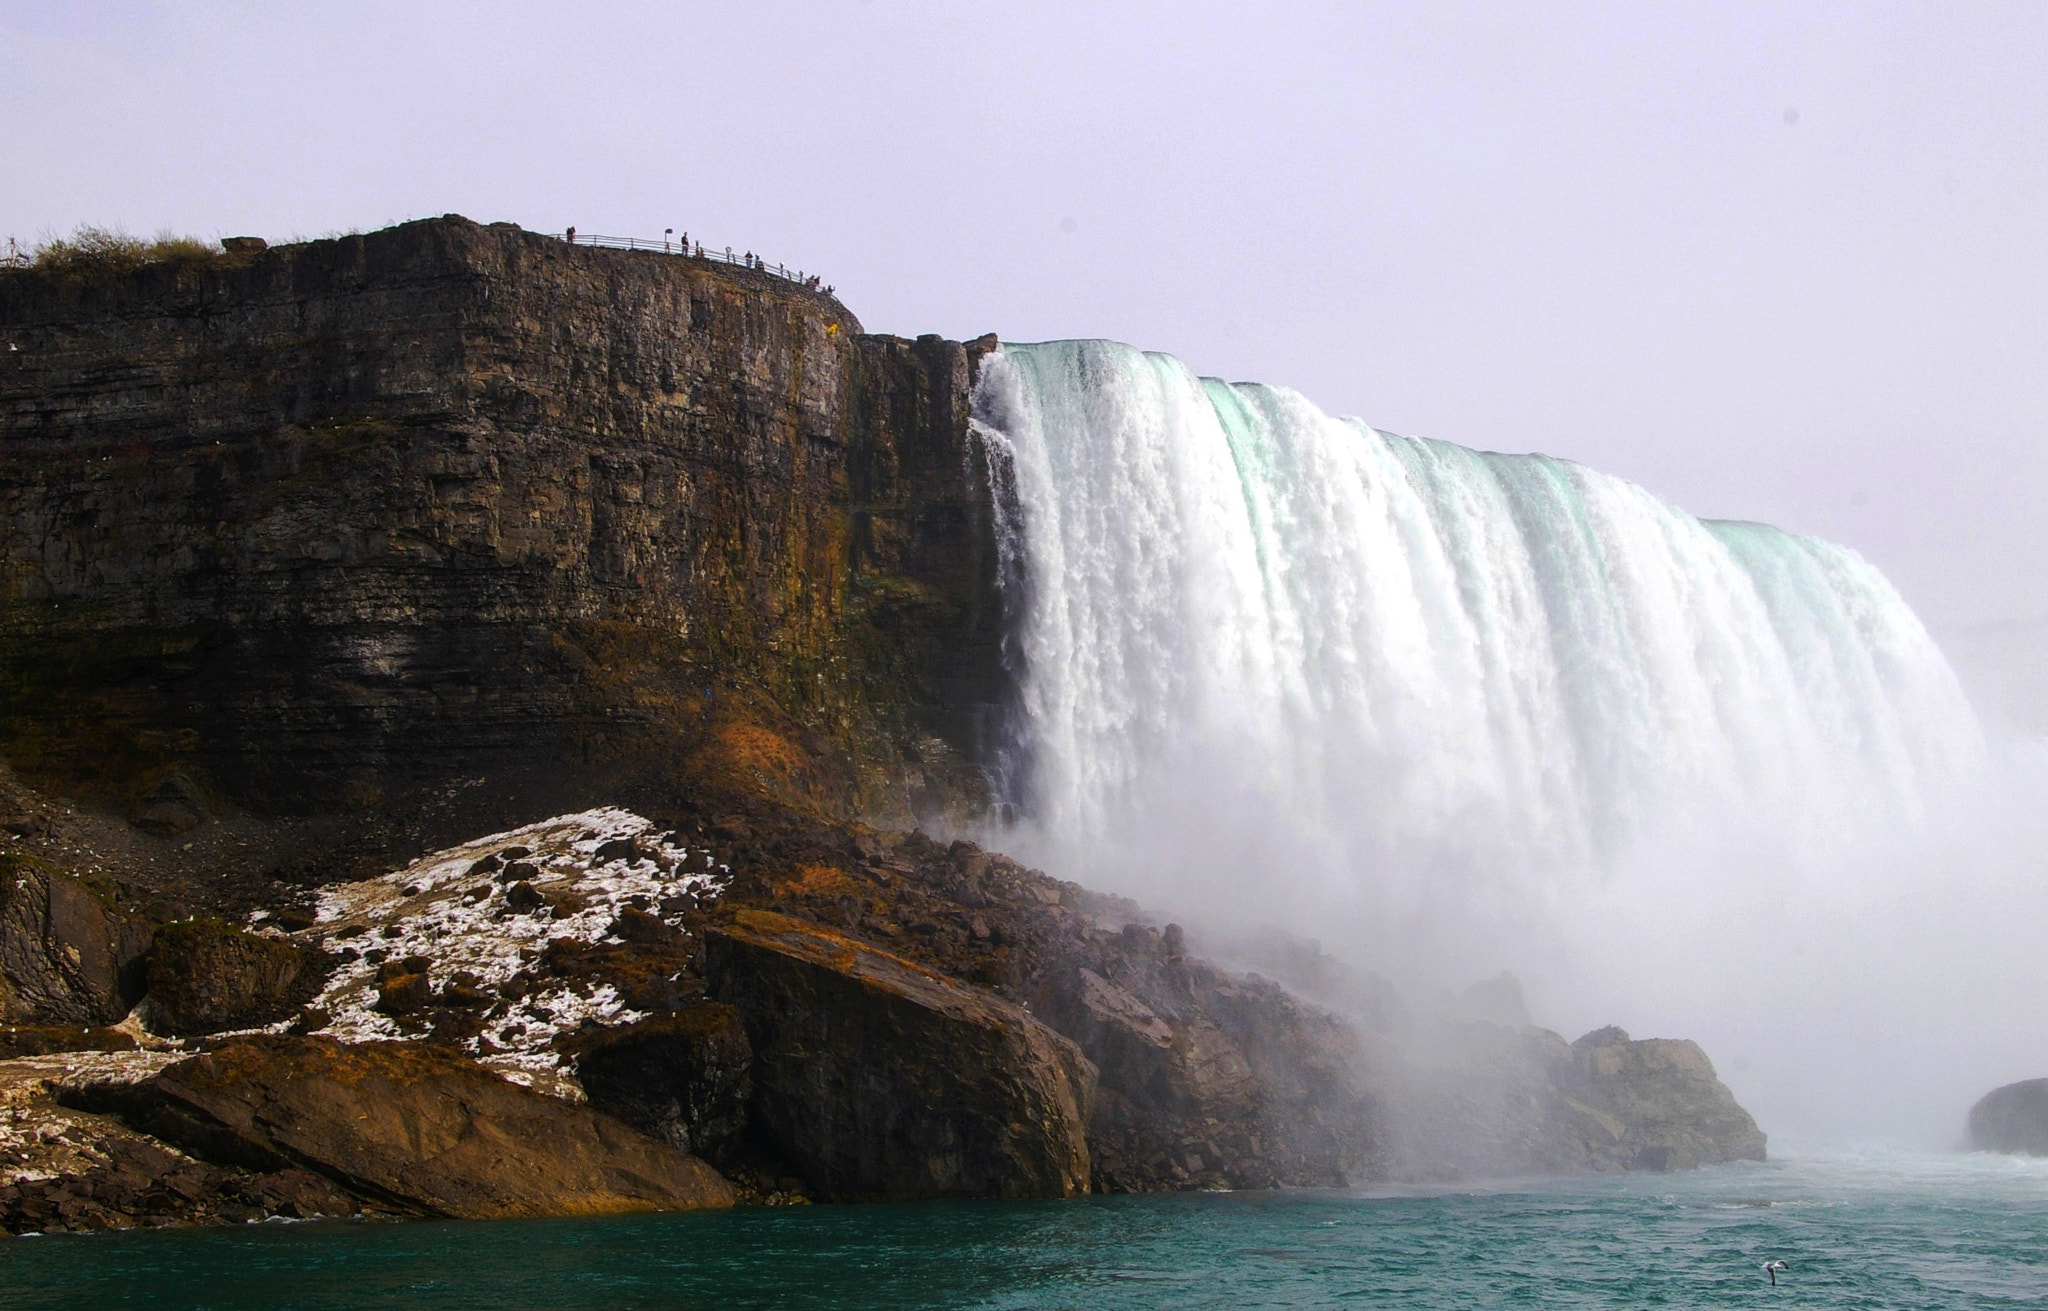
[972,341,2022,1141]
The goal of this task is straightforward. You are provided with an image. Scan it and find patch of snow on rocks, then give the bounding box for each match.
[298,807,727,1080]
[2,1052,181,1185]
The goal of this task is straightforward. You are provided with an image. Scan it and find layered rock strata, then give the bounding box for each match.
[79,1035,733,1217]
[0,217,1001,870]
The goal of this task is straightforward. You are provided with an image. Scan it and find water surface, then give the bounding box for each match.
[8,1154,2046,1309]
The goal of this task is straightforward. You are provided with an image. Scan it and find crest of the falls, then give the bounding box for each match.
[970,339,1986,962]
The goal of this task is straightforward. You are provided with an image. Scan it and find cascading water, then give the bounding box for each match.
[971,339,2029,1143]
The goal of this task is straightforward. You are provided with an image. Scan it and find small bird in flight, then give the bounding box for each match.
[1762,1259,1789,1286]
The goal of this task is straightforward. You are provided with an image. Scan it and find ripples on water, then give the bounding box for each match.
[7,1154,2047,1309]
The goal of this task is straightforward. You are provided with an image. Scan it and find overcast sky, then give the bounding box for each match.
[6,2,2045,651]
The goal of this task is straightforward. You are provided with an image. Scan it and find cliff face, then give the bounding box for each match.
[0,220,1770,1228]
[0,217,1000,845]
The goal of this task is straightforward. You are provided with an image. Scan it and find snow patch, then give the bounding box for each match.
[294,807,728,1074]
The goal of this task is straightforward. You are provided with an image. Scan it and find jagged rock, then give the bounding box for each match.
[1,1124,360,1235]
[707,908,1094,1200]
[143,918,331,1036]
[0,858,153,1024]
[1967,1078,2048,1155]
[1025,916,1378,1192]
[567,1005,752,1165]
[1567,1026,1766,1168]
[116,1035,734,1218]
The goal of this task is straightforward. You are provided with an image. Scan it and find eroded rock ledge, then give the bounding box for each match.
[4,801,1764,1234]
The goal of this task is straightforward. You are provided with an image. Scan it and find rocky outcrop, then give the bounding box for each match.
[1564,1026,1766,1170]
[98,1035,733,1217]
[1967,1078,2048,1155]
[707,907,1093,1201]
[1035,921,1377,1190]
[566,1005,753,1166]
[142,918,330,1036]
[0,855,152,1024]
[0,1024,136,1058]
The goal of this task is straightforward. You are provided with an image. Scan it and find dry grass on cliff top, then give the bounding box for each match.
[18,226,223,279]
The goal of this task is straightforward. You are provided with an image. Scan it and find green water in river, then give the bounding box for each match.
[7,1153,2046,1309]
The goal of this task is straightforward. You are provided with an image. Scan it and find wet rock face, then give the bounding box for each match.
[120,1035,734,1218]
[0,217,1001,832]
[1967,1078,2048,1155]
[0,858,152,1025]
[143,918,330,1037]
[1034,921,1378,1192]
[707,908,1094,1201]
[567,1005,752,1166]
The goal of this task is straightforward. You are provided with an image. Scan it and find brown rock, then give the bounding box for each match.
[707,908,1093,1200]
[375,971,432,1015]
[0,1023,138,1057]
[144,918,331,1037]
[130,1034,734,1217]
[0,859,153,1024]
[607,906,676,946]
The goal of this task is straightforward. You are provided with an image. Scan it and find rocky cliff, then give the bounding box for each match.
[0,216,1002,867]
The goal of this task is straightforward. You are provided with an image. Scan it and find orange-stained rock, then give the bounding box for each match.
[708,908,1093,1201]
[133,1035,733,1217]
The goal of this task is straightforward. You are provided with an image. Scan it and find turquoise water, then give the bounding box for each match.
[8,1155,2046,1309]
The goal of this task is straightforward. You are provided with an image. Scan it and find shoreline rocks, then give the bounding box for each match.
[89,1035,733,1218]
[1967,1078,2048,1155]
[1,802,1773,1234]
[708,908,1094,1201]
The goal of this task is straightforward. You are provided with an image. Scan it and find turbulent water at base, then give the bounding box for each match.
[10,1157,2048,1309]
[968,339,2040,1143]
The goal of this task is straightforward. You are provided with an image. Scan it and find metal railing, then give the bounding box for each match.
[556,231,831,294]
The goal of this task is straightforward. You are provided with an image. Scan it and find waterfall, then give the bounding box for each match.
[970,339,1988,989]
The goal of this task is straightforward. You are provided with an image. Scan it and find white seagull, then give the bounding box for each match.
[1762,1259,1790,1286]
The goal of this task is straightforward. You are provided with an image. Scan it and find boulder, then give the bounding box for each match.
[0,858,153,1024]
[121,1035,733,1217]
[1569,1026,1766,1168]
[1967,1078,2048,1155]
[144,918,331,1036]
[126,770,210,837]
[567,1005,752,1165]
[707,908,1094,1200]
